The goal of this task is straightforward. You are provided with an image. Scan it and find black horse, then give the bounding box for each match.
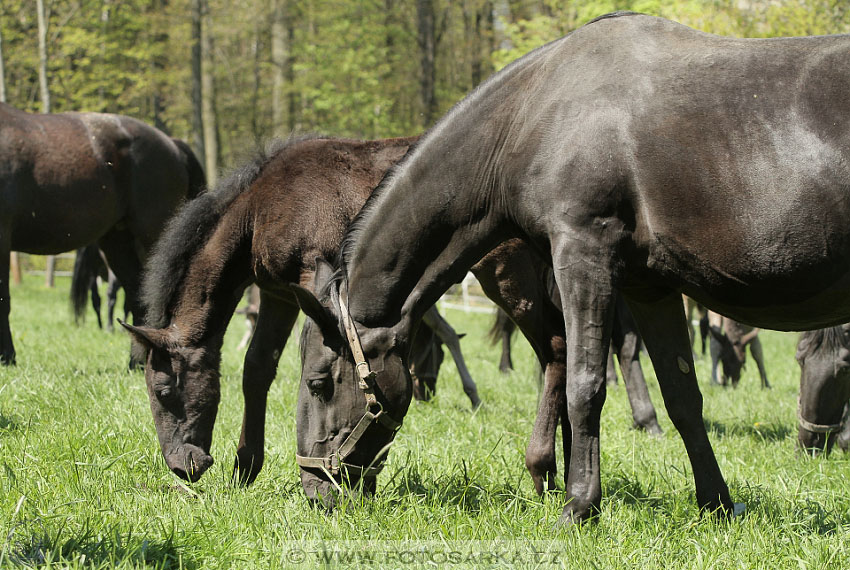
[795,327,850,454]
[0,102,205,366]
[292,13,850,524]
[71,243,126,332]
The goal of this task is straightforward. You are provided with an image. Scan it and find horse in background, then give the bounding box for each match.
[707,312,770,389]
[0,102,206,366]
[796,326,850,454]
[71,243,127,332]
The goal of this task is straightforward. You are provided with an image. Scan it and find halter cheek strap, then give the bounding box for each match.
[295,285,403,478]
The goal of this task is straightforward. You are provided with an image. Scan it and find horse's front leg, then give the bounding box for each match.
[421,306,481,408]
[551,240,616,524]
[0,245,15,365]
[233,290,299,486]
[748,338,770,389]
[625,292,735,517]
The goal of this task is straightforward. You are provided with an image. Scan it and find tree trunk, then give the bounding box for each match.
[416,0,437,127]
[151,0,169,132]
[271,0,289,135]
[37,0,55,287]
[200,0,217,186]
[191,0,205,164]
[0,25,6,103]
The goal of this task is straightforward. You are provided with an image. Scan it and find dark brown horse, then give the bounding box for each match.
[122,136,480,484]
[795,326,850,454]
[292,13,850,524]
[0,102,205,366]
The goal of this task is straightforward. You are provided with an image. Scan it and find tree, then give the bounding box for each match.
[37,0,55,288]
[190,0,205,163]
[201,0,218,185]
[271,0,289,135]
[416,0,438,127]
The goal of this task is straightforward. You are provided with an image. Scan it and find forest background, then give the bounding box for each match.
[1,0,849,186]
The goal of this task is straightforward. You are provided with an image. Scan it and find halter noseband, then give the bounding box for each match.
[797,395,843,434]
[295,285,403,479]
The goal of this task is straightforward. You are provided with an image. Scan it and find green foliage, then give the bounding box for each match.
[1,1,849,169]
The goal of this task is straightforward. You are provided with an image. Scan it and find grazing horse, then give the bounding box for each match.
[121,136,480,485]
[0,102,205,366]
[707,312,770,388]
[795,327,850,454]
[71,243,126,332]
[291,12,850,524]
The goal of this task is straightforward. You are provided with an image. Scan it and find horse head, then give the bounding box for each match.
[709,318,759,386]
[795,325,850,455]
[120,321,220,481]
[291,261,412,507]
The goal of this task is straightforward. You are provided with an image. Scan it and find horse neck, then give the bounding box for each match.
[172,202,254,346]
[344,134,514,336]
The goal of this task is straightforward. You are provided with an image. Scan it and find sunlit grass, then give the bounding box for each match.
[0,277,848,568]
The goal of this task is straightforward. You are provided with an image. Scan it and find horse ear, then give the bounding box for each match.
[290,285,341,340]
[118,320,170,349]
[313,257,336,289]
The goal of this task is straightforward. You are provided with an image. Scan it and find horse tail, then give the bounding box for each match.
[71,244,103,324]
[171,137,208,199]
[488,308,516,345]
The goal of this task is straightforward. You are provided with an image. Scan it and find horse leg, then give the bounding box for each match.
[421,306,481,409]
[233,290,299,486]
[106,270,119,333]
[98,230,146,368]
[499,317,515,373]
[838,402,850,453]
[749,337,770,389]
[709,333,723,385]
[0,244,15,366]
[526,346,566,495]
[550,242,616,524]
[624,292,734,517]
[90,277,103,330]
[612,298,662,435]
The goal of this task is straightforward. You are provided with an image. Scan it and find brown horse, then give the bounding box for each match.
[707,312,770,388]
[0,102,205,366]
[122,135,480,484]
[291,13,850,524]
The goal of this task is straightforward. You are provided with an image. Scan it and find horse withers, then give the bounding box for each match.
[0,103,205,367]
[796,326,850,454]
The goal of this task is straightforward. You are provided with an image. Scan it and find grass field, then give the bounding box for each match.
[1,277,848,569]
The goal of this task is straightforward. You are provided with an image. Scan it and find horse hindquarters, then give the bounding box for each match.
[623,292,734,516]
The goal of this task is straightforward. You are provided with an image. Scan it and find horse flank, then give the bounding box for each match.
[141,135,323,328]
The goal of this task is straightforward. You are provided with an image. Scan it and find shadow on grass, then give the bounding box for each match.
[603,473,675,515]
[3,526,197,569]
[385,462,533,514]
[703,417,793,442]
[0,412,22,433]
[733,483,850,536]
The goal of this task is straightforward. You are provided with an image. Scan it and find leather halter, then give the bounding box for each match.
[295,285,403,479]
[797,395,843,434]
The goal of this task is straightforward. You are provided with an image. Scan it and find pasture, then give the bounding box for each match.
[1,277,848,569]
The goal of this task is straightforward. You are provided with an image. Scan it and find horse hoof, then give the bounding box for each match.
[733,503,746,518]
[556,503,599,528]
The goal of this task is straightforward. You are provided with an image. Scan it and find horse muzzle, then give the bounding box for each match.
[165,444,214,481]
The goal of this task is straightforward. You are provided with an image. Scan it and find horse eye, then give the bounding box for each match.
[307,377,327,395]
[156,385,176,402]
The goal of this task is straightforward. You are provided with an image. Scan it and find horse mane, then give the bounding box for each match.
[142,134,325,328]
[796,326,848,362]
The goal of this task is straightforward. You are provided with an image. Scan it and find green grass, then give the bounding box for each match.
[1,277,848,569]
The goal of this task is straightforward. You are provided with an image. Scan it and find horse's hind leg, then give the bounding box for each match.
[233,289,299,486]
[98,230,145,368]
[838,402,850,453]
[90,278,103,329]
[105,270,120,333]
[421,306,481,409]
[0,244,15,365]
[612,298,662,435]
[749,338,770,389]
[624,292,734,517]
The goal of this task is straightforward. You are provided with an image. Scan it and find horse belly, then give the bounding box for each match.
[10,176,122,254]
